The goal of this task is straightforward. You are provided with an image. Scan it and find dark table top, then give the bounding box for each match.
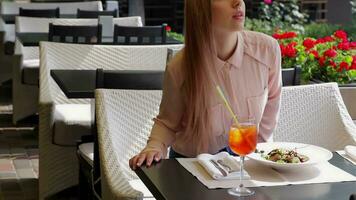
[51,69,96,99]
[16,32,182,46]
[135,153,356,200]
[0,14,76,24]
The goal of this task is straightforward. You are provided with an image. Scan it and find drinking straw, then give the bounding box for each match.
[216,85,240,128]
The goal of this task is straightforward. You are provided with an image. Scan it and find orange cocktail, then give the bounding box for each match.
[228,124,257,156]
[227,120,258,197]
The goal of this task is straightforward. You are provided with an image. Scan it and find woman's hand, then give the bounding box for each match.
[129,150,163,170]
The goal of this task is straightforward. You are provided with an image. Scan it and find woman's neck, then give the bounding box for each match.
[214,31,238,61]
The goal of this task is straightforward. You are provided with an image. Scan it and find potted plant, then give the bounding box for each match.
[275,29,356,118]
[273,31,304,86]
[300,30,356,85]
[273,30,356,85]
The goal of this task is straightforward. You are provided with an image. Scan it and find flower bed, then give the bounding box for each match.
[274,30,356,84]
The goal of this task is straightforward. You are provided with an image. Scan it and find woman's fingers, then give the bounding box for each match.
[129,155,139,170]
[129,151,162,170]
[154,152,162,162]
[136,154,147,167]
[146,152,155,166]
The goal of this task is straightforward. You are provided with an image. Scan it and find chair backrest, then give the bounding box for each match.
[15,16,55,33]
[48,23,102,43]
[96,89,162,199]
[19,7,60,18]
[96,68,164,89]
[273,83,356,150]
[77,9,117,18]
[1,1,103,15]
[112,16,143,27]
[113,24,167,45]
[39,41,183,105]
[15,17,56,61]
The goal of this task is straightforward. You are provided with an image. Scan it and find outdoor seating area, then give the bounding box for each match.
[0,0,355,200]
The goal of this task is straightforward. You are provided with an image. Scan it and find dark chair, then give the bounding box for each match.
[113,24,167,45]
[282,66,301,86]
[19,7,60,18]
[77,9,118,18]
[77,68,164,199]
[48,23,102,44]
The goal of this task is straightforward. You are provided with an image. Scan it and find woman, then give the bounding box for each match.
[129,0,281,170]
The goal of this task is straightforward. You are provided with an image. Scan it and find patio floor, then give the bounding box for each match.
[0,81,77,200]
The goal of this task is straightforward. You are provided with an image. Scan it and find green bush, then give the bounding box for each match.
[344,15,356,41]
[258,0,308,33]
[303,23,340,39]
[244,17,274,35]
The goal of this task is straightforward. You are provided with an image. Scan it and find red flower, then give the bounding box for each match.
[283,43,297,57]
[290,41,298,47]
[353,56,356,64]
[334,30,348,42]
[329,60,337,67]
[319,56,326,66]
[165,25,171,32]
[339,61,350,72]
[273,32,297,40]
[279,44,285,56]
[351,63,356,70]
[324,49,337,58]
[316,38,325,44]
[350,42,356,49]
[310,50,319,58]
[284,32,297,39]
[323,36,334,42]
[337,42,350,50]
[303,38,316,49]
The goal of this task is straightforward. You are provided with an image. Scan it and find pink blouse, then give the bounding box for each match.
[144,31,282,157]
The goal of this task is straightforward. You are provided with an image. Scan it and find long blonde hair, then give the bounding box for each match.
[183,0,217,154]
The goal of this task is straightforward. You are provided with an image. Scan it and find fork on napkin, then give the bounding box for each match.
[197,152,250,180]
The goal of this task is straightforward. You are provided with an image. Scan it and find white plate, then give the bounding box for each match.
[247,142,333,170]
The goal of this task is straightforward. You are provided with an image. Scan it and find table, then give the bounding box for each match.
[135,153,356,200]
[16,32,182,46]
[50,69,96,98]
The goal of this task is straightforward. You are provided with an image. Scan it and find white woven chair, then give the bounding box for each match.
[273,83,356,150]
[12,16,144,124]
[12,17,55,124]
[0,1,103,15]
[39,42,183,199]
[96,89,161,200]
[112,16,143,27]
[0,1,103,43]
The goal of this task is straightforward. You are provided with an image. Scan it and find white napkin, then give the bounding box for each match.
[197,152,250,180]
[345,145,356,161]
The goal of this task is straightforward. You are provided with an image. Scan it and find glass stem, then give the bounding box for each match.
[239,156,244,188]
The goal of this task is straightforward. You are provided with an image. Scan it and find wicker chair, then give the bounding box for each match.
[96,89,162,199]
[12,16,143,124]
[19,7,60,18]
[78,69,164,199]
[38,42,183,199]
[113,24,167,45]
[1,1,102,15]
[77,9,118,18]
[0,1,103,43]
[273,83,356,150]
[13,16,55,124]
